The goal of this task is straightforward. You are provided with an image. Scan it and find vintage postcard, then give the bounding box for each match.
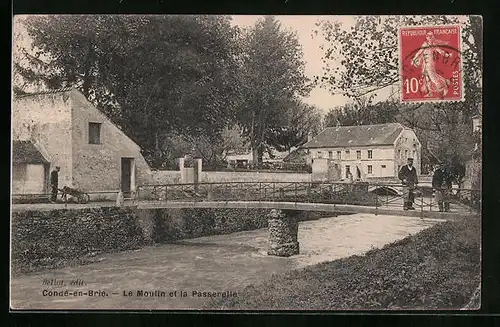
[10,14,482,311]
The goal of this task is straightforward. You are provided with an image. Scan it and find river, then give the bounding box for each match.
[10,213,441,310]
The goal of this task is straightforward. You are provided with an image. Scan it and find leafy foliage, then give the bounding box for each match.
[266,102,323,153]
[236,16,312,163]
[15,15,243,167]
[14,15,316,168]
[324,98,400,127]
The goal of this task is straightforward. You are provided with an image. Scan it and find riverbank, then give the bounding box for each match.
[205,217,480,310]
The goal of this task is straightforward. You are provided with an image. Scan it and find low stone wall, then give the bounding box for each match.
[11,207,144,276]
[200,171,311,183]
[11,207,337,275]
[149,170,311,185]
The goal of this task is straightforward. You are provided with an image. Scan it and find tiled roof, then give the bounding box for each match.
[14,87,75,99]
[12,140,49,164]
[301,123,405,149]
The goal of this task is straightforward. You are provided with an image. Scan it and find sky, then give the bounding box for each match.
[230,15,357,114]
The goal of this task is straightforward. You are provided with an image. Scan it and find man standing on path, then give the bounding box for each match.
[50,166,60,203]
[432,162,453,212]
[398,157,418,210]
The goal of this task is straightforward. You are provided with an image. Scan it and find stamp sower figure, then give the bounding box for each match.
[432,162,453,212]
[411,31,451,98]
[50,166,60,203]
[398,158,418,210]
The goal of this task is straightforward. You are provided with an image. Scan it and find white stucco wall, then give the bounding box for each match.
[12,92,73,187]
[309,146,395,178]
[12,163,46,194]
[151,170,182,184]
[69,90,153,192]
[200,171,311,183]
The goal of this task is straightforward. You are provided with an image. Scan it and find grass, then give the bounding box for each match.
[205,217,480,310]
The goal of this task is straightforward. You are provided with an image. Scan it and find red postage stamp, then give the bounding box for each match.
[399,25,463,103]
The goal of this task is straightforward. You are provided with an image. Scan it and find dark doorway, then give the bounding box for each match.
[121,158,133,197]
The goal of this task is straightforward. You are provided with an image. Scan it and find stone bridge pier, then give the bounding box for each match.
[267,209,300,257]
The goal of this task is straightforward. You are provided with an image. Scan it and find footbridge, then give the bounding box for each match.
[135,181,481,219]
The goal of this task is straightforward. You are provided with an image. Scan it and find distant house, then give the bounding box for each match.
[301,123,422,179]
[472,114,482,133]
[11,88,153,197]
[225,151,253,168]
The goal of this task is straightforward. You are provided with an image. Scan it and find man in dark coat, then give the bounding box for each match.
[432,163,453,212]
[50,166,60,203]
[398,157,418,210]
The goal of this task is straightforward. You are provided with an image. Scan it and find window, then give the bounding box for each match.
[345,165,350,178]
[356,150,361,159]
[368,150,373,159]
[405,150,408,158]
[89,122,102,144]
[329,151,333,159]
[345,150,350,159]
[398,150,401,159]
[413,150,416,158]
[381,165,386,168]
[337,151,341,160]
[368,165,373,174]
[317,151,323,158]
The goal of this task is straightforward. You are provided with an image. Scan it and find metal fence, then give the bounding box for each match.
[11,190,122,205]
[135,181,481,215]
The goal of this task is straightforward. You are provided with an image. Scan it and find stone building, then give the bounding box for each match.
[11,88,153,197]
[11,140,50,194]
[302,123,422,179]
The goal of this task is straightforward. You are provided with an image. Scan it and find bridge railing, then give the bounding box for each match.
[134,181,481,215]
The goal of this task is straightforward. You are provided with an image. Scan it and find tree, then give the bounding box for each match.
[267,102,323,153]
[324,97,400,127]
[237,16,312,164]
[14,15,243,168]
[315,15,482,172]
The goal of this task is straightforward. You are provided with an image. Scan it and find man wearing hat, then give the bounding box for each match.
[432,162,453,212]
[398,157,418,210]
